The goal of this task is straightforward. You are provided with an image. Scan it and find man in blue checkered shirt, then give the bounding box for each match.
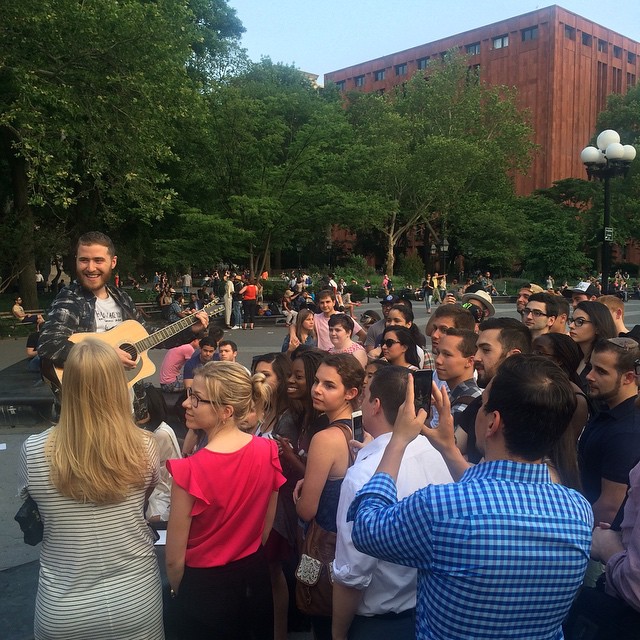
[348,355,593,640]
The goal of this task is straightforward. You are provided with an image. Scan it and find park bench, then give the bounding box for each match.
[0,310,46,338]
[0,358,55,426]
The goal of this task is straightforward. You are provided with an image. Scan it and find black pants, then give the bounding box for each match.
[563,585,640,640]
[171,549,273,640]
[349,608,416,639]
[243,299,257,325]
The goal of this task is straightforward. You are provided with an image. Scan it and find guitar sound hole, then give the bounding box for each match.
[121,343,138,360]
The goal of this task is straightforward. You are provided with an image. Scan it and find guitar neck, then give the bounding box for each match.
[134,303,223,353]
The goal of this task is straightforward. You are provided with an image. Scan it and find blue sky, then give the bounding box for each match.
[227,1,640,83]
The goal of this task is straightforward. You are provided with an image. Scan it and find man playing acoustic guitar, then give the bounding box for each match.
[38,232,210,419]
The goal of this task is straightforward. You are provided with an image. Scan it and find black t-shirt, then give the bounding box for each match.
[26,332,39,351]
[578,397,640,504]
[459,396,483,464]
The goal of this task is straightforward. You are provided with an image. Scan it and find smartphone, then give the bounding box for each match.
[352,410,364,442]
[412,370,433,420]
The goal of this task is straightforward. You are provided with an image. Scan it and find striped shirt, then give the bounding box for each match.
[348,461,593,640]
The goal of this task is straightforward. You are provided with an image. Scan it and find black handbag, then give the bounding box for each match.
[15,496,43,546]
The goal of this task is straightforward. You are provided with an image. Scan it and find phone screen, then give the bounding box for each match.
[412,370,433,420]
[352,410,363,442]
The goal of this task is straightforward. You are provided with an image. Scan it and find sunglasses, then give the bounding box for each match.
[382,339,401,348]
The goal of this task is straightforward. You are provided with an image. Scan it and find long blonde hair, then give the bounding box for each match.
[195,361,271,424]
[46,339,150,504]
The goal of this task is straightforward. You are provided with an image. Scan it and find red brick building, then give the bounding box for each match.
[325,5,640,197]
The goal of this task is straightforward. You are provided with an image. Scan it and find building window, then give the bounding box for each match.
[614,45,622,59]
[521,26,538,42]
[598,39,608,54]
[395,63,407,76]
[354,75,365,88]
[582,33,592,47]
[336,80,346,91]
[628,73,636,87]
[613,67,622,93]
[629,52,637,65]
[374,69,386,82]
[564,25,576,41]
[376,88,385,96]
[466,42,480,55]
[492,34,509,50]
[417,56,430,70]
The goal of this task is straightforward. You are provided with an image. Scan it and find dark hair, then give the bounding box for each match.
[140,384,168,431]
[575,301,617,344]
[478,317,532,355]
[486,355,576,461]
[555,295,570,319]
[251,352,292,417]
[209,326,224,344]
[199,336,218,349]
[321,354,365,400]
[387,304,426,348]
[592,338,640,375]
[432,305,476,331]
[328,313,354,336]
[291,347,327,430]
[532,333,582,386]
[218,339,238,352]
[381,326,420,367]
[443,327,477,358]
[529,292,560,317]
[77,231,115,256]
[368,365,409,425]
[317,289,335,302]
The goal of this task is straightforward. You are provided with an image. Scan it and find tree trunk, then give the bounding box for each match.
[385,232,395,278]
[10,145,38,308]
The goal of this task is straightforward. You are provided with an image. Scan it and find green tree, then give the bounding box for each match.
[339,54,535,276]
[0,0,243,306]
[203,60,350,276]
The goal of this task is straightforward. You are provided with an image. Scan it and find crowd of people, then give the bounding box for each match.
[14,232,640,640]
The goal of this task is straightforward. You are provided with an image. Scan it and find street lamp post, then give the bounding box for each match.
[580,129,636,294]
[296,244,302,269]
[430,243,437,272]
[440,236,449,280]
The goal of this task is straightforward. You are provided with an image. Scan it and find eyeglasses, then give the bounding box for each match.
[569,317,592,327]
[522,308,549,318]
[607,337,639,351]
[382,339,401,348]
[635,358,640,377]
[186,387,214,408]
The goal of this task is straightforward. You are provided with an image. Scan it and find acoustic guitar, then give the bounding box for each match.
[46,300,224,389]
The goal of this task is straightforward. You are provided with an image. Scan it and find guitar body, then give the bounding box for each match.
[45,302,225,391]
[65,320,154,387]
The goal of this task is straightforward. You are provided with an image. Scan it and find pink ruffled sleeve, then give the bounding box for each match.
[268,439,286,491]
[166,457,211,516]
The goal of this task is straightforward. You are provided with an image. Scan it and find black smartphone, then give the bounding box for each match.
[412,370,433,420]
[352,410,364,442]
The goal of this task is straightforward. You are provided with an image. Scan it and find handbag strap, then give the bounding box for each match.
[328,418,355,467]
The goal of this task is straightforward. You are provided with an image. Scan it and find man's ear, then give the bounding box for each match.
[622,370,637,387]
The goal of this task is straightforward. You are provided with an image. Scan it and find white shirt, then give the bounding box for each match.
[94,295,123,333]
[333,432,453,615]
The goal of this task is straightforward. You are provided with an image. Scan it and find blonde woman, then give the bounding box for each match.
[166,361,286,639]
[18,339,163,639]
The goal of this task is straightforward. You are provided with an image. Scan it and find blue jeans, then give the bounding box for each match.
[232,300,243,326]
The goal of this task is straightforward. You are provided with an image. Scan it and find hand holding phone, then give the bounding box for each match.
[412,370,433,422]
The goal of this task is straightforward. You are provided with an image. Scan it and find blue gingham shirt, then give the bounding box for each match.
[348,461,593,640]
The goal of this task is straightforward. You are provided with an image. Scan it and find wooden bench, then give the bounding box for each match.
[0,310,46,337]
